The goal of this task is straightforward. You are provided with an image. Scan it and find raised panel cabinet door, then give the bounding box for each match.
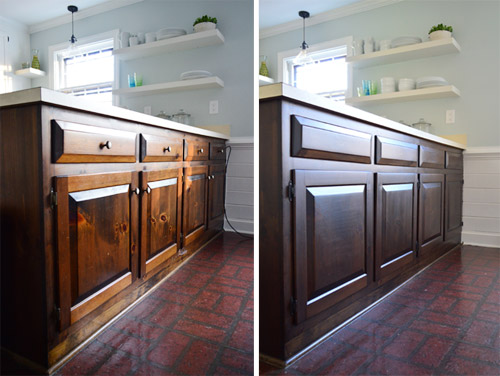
[54,171,139,330]
[183,166,209,247]
[140,168,183,277]
[445,174,463,242]
[418,173,445,258]
[375,173,418,281]
[293,170,373,324]
[208,164,226,230]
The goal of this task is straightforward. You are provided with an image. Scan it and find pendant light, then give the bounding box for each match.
[294,10,313,65]
[67,5,79,52]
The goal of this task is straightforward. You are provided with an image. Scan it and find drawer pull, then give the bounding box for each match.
[163,146,172,153]
[199,148,204,154]
[99,140,112,150]
[219,149,224,154]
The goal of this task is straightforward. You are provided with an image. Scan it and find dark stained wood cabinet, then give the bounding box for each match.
[0,92,227,373]
[260,86,464,366]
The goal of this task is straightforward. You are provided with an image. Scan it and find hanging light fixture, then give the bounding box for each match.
[67,5,79,52]
[294,10,313,65]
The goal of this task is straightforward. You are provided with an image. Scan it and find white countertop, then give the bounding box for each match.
[0,87,229,140]
[260,83,465,150]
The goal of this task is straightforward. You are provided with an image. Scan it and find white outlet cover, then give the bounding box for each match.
[209,100,218,114]
[446,109,455,124]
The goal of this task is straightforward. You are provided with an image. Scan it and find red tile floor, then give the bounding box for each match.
[56,232,253,376]
[261,245,500,375]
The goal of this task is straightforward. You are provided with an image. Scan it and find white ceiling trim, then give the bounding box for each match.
[0,15,29,33]
[260,0,403,39]
[28,0,144,34]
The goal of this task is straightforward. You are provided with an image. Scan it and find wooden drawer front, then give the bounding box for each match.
[184,140,209,161]
[419,146,445,168]
[446,151,463,170]
[139,133,183,162]
[51,120,136,163]
[375,136,418,167]
[291,115,372,163]
[210,143,226,160]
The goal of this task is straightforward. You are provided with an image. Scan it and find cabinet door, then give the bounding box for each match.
[445,174,463,242]
[375,173,417,281]
[55,171,139,330]
[140,169,182,277]
[208,164,226,230]
[183,166,208,247]
[293,170,373,323]
[418,173,445,257]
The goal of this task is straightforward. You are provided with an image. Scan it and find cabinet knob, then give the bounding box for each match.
[146,186,151,194]
[133,187,140,195]
[100,140,112,149]
[198,148,204,154]
[219,149,224,153]
[211,175,215,179]
[163,146,171,153]
[207,175,212,180]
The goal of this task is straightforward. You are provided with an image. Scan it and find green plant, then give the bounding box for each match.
[193,15,217,26]
[429,23,453,34]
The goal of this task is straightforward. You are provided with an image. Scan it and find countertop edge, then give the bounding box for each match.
[260,83,466,150]
[0,87,230,140]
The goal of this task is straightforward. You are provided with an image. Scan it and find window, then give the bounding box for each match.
[278,37,353,102]
[49,30,118,105]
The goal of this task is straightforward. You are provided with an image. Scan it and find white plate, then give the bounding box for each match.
[417,82,449,89]
[181,75,212,80]
[157,33,186,41]
[157,28,186,35]
[416,76,447,84]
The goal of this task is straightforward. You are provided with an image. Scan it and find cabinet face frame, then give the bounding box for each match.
[292,170,373,324]
[445,174,463,241]
[182,165,209,247]
[140,168,183,277]
[54,171,139,331]
[208,164,226,229]
[375,173,418,281]
[418,173,445,257]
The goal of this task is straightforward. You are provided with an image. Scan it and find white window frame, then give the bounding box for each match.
[48,29,120,105]
[277,36,353,99]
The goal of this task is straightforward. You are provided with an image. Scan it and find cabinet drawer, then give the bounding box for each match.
[419,146,445,168]
[291,115,372,163]
[184,139,209,161]
[51,120,136,163]
[139,133,183,162]
[375,136,418,167]
[210,143,226,160]
[446,151,463,170]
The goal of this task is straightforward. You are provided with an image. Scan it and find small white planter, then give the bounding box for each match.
[429,30,452,40]
[194,22,216,33]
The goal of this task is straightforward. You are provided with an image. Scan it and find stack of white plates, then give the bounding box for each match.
[391,36,422,48]
[398,78,416,91]
[416,76,448,89]
[180,70,212,80]
[157,28,187,40]
[380,77,396,93]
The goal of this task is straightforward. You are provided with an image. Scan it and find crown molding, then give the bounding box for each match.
[29,0,144,34]
[0,15,28,33]
[260,0,403,39]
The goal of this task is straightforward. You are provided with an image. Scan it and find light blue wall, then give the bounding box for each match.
[260,0,500,147]
[30,0,253,137]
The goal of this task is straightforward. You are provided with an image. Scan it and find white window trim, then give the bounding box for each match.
[48,29,119,105]
[277,36,353,99]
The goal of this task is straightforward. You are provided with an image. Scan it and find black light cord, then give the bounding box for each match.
[223,145,253,240]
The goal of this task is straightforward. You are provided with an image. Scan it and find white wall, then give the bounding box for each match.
[29,0,254,137]
[0,16,31,94]
[260,0,500,148]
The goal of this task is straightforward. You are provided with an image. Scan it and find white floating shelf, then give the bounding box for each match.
[112,76,224,97]
[113,29,225,61]
[345,85,460,106]
[346,38,461,68]
[259,75,275,86]
[14,68,46,78]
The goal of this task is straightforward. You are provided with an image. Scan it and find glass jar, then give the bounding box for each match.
[156,111,171,120]
[259,55,269,77]
[31,49,40,70]
[412,118,432,133]
[171,109,192,125]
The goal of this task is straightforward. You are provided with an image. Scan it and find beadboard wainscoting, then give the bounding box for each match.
[463,147,500,247]
[224,137,254,234]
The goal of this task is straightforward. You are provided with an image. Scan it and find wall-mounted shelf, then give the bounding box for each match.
[113,76,224,97]
[259,75,275,86]
[113,29,225,61]
[346,38,461,68]
[14,68,46,78]
[345,85,460,106]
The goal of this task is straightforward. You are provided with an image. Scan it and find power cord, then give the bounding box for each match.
[223,144,253,239]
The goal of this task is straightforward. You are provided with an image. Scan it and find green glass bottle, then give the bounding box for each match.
[31,49,40,70]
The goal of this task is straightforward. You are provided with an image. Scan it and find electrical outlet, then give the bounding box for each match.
[144,105,152,115]
[446,109,455,124]
[209,100,218,114]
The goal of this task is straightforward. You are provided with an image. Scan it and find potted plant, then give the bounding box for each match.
[193,15,217,32]
[428,23,453,40]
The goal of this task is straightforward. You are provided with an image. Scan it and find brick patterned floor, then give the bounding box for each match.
[57,232,253,376]
[261,245,500,375]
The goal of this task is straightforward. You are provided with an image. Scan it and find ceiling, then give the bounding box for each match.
[259,0,366,30]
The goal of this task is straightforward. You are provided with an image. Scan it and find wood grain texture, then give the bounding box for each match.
[446,151,463,170]
[208,164,225,229]
[419,145,445,168]
[419,173,445,257]
[184,139,209,161]
[183,166,208,246]
[209,143,226,160]
[139,133,183,162]
[375,136,418,167]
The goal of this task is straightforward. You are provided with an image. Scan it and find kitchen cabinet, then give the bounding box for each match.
[260,83,464,365]
[0,88,227,373]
